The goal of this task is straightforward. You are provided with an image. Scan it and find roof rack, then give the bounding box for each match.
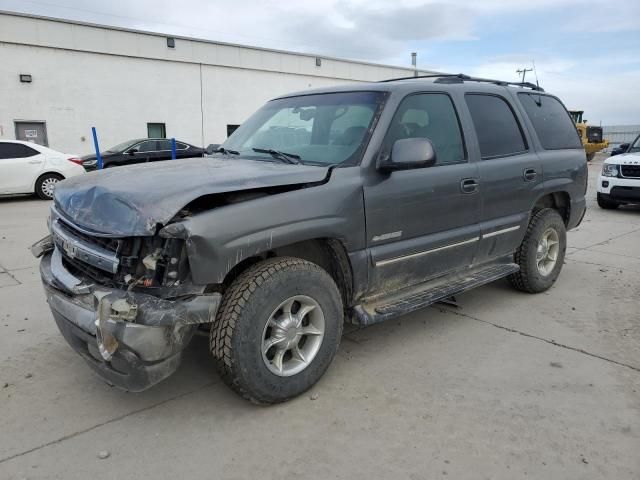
[378,73,544,92]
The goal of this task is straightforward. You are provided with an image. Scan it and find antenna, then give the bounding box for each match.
[532,60,542,106]
[516,67,533,83]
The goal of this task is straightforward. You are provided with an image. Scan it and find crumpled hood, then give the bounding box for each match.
[54,157,329,236]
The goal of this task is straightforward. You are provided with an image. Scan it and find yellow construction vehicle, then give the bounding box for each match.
[568,110,608,161]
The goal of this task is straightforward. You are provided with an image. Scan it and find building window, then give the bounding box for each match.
[147,123,166,138]
[227,124,240,137]
[167,37,175,48]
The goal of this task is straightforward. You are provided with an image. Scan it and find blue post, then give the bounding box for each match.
[171,137,177,160]
[92,127,103,170]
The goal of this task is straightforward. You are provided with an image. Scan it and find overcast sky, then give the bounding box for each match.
[2,0,639,124]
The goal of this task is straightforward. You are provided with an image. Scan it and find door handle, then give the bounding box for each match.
[460,178,479,194]
[28,160,43,164]
[523,168,537,182]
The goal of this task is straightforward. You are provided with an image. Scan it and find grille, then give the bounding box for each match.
[621,165,640,178]
[56,219,123,254]
[586,126,603,143]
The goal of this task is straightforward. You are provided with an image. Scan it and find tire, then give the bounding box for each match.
[35,173,63,200]
[597,193,619,210]
[509,208,567,293]
[586,152,596,162]
[211,257,343,404]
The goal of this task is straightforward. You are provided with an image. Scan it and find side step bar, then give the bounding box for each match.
[353,263,519,326]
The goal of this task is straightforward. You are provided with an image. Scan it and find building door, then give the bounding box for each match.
[15,122,48,146]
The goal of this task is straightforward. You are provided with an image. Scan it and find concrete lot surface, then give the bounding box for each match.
[1,155,638,479]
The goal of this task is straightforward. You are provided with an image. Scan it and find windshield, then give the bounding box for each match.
[106,139,140,153]
[630,135,640,153]
[222,91,387,165]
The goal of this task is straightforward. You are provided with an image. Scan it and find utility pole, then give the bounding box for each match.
[516,67,533,83]
[411,52,417,77]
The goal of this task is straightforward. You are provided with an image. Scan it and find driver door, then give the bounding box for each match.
[363,93,481,293]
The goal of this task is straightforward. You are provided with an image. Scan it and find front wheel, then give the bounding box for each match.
[211,257,343,404]
[597,193,619,210]
[509,208,567,293]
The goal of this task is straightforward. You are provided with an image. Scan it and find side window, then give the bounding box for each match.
[0,143,13,159]
[465,94,527,159]
[0,143,39,159]
[137,141,158,153]
[157,140,188,150]
[157,140,172,150]
[381,93,466,165]
[518,93,582,150]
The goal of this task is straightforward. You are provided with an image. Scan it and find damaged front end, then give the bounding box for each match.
[33,206,221,392]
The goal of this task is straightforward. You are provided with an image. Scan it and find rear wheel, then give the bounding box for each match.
[35,173,63,200]
[597,193,619,210]
[586,152,596,162]
[509,208,567,293]
[211,257,343,404]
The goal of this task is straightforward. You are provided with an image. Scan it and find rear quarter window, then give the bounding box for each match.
[518,93,582,150]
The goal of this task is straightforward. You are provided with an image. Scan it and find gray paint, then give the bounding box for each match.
[50,79,587,307]
[53,157,330,236]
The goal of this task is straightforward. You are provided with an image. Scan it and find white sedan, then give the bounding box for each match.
[0,140,86,199]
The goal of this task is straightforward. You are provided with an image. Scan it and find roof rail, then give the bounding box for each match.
[378,73,545,92]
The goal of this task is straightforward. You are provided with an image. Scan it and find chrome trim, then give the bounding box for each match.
[51,219,120,274]
[375,236,480,267]
[482,225,520,239]
[50,248,93,294]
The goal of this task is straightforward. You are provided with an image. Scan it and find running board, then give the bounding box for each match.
[353,263,519,326]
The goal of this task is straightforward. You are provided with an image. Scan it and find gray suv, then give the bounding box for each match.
[33,74,587,403]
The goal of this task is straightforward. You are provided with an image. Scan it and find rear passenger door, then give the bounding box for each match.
[464,93,542,263]
[364,93,481,293]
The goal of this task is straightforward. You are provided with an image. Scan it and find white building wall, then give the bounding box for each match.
[0,11,437,154]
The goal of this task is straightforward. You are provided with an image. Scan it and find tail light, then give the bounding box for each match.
[67,157,83,165]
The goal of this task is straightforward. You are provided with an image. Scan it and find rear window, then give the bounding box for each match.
[518,93,582,150]
[465,94,527,159]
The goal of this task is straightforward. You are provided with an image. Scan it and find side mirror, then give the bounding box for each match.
[127,148,138,155]
[378,138,436,172]
[620,143,630,150]
[205,144,221,155]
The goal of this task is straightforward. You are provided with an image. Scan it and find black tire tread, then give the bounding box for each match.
[210,256,341,404]
[509,208,564,293]
[597,194,619,210]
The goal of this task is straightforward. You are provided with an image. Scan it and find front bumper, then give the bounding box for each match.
[597,175,640,203]
[38,245,221,391]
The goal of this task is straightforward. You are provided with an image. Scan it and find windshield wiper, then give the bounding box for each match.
[252,148,301,164]
[213,147,240,155]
